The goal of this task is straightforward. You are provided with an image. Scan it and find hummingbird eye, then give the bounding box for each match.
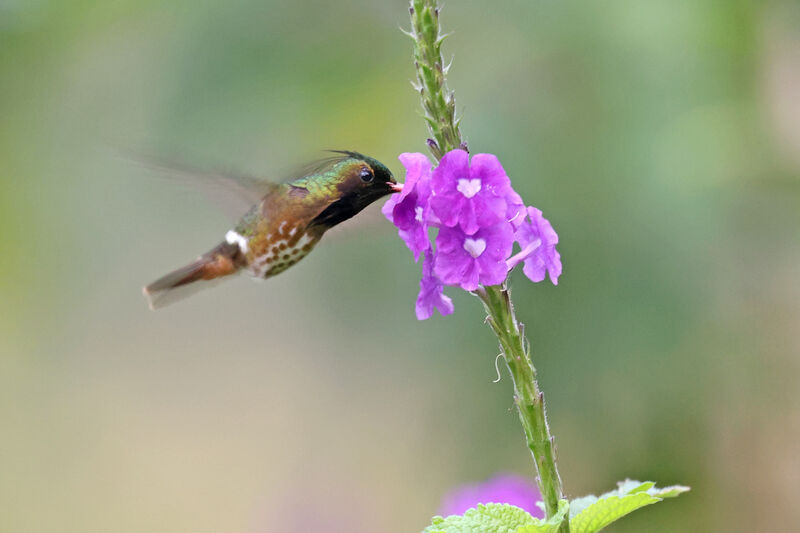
[359,167,374,183]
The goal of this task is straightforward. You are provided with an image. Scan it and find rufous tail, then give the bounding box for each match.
[143,241,242,310]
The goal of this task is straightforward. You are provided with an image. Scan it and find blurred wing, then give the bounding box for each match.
[127,152,278,220]
[280,152,353,187]
[301,152,352,175]
[125,150,354,219]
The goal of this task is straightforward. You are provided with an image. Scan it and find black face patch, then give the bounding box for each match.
[311,196,358,228]
[308,153,397,231]
[370,163,394,185]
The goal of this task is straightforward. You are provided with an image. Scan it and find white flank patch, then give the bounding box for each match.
[225,230,249,254]
[463,237,487,258]
[457,178,482,198]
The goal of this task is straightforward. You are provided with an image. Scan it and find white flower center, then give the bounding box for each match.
[415,206,424,223]
[457,178,482,199]
[463,238,487,258]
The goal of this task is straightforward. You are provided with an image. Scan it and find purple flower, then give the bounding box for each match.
[416,249,454,320]
[509,207,562,285]
[438,473,544,519]
[435,222,514,291]
[382,153,434,261]
[383,149,562,318]
[430,150,514,235]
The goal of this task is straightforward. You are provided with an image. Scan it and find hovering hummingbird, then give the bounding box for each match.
[142,151,401,309]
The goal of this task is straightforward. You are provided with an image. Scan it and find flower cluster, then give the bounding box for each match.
[383,149,561,319]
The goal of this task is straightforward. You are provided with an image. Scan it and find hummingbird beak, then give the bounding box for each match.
[389,182,404,193]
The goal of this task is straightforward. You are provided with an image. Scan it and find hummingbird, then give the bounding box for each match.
[142,151,401,309]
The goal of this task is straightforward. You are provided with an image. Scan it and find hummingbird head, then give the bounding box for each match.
[310,151,401,229]
[338,150,401,196]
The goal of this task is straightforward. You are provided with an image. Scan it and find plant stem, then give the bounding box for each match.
[478,285,567,530]
[408,1,567,528]
[409,0,463,159]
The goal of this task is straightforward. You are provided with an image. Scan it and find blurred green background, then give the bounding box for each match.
[2,1,799,531]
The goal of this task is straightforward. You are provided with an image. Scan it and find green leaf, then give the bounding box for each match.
[570,492,658,533]
[569,480,690,533]
[516,500,570,533]
[649,484,691,499]
[619,480,654,494]
[422,501,569,533]
[567,495,598,520]
[422,504,534,533]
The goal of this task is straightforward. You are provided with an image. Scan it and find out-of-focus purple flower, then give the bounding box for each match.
[510,207,562,285]
[382,153,434,261]
[430,150,514,235]
[438,473,544,519]
[435,223,514,291]
[415,249,454,320]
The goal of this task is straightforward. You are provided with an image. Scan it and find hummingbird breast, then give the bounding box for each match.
[242,220,323,279]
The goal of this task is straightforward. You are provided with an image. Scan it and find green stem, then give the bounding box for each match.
[477,285,566,525]
[409,0,463,158]
[408,1,568,528]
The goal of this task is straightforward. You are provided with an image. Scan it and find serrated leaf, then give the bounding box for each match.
[515,500,569,533]
[422,501,570,533]
[569,480,690,533]
[649,484,691,499]
[570,492,659,533]
[621,480,653,494]
[567,495,597,519]
[422,504,537,533]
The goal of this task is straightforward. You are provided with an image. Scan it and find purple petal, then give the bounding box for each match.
[416,249,454,320]
[434,223,514,290]
[399,224,430,262]
[471,194,506,231]
[434,227,476,289]
[522,255,546,282]
[430,194,463,229]
[459,260,481,291]
[392,191,420,231]
[434,224,463,253]
[430,150,511,235]
[384,153,431,222]
[469,153,512,195]
[381,195,398,222]
[385,153,436,261]
[430,150,473,229]
[476,223,514,286]
[477,258,510,286]
[431,149,471,195]
[481,223,515,260]
[457,197,482,235]
[504,188,526,228]
[433,247,472,288]
[515,207,562,285]
[397,152,432,202]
